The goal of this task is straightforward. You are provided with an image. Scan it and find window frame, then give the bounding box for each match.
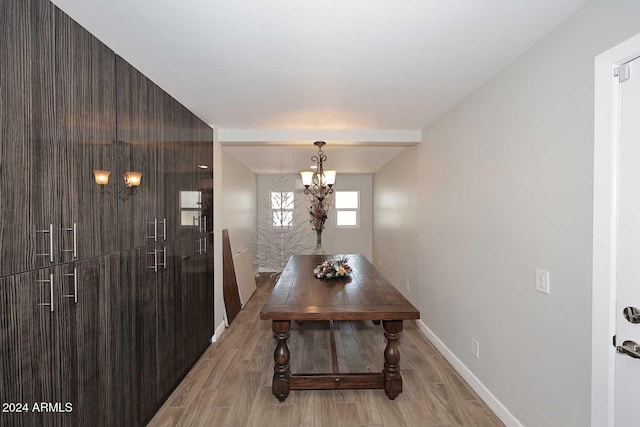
[334,190,360,228]
[271,191,295,228]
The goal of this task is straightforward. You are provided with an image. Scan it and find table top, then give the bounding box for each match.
[260,254,420,321]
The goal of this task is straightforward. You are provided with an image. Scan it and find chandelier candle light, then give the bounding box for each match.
[300,141,337,255]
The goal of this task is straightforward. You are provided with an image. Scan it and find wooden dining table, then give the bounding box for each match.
[260,254,420,402]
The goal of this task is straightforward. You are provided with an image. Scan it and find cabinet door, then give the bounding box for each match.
[120,246,158,426]
[55,9,117,262]
[158,94,196,242]
[0,267,58,427]
[0,0,58,277]
[194,119,214,233]
[204,233,215,342]
[58,255,118,427]
[156,240,186,398]
[185,234,213,364]
[116,57,158,251]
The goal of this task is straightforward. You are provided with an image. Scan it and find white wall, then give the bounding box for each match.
[405,1,640,426]
[373,147,418,305]
[256,174,373,271]
[221,149,257,258]
[322,174,373,260]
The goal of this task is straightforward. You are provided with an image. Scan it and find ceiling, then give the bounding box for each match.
[51,0,588,173]
[224,145,406,175]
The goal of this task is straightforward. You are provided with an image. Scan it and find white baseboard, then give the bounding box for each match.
[211,321,226,343]
[416,320,523,427]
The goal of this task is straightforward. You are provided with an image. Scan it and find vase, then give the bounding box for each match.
[312,229,325,255]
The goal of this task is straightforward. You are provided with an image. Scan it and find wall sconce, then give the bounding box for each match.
[93,169,142,200]
[124,171,142,188]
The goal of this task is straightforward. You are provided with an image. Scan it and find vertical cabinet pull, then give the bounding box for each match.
[62,268,78,304]
[37,273,54,312]
[36,224,54,263]
[157,218,167,241]
[61,223,78,258]
[199,216,207,233]
[148,218,158,242]
[147,249,158,272]
[195,237,207,255]
[157,246,167,270]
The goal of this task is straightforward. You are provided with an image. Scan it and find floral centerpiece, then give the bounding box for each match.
[314,257,352,279]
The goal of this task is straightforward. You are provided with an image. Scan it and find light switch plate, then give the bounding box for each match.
[535,269,550,294]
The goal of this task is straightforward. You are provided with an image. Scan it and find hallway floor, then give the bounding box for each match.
[148,275,503,427]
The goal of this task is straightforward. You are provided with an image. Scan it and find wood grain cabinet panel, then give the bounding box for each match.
[0,0,58,277]
[0,267,58,427]
[55,9,117,262]
[58,255,118,427]
[119,246,159,426]
[156,90,195,242]
[194,119,214,234]
[116,56,158,251]
[157,240,187,398]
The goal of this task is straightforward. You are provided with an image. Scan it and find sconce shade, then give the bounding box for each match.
[93,170,111,185]
[124,171,142,187]
[300,171,314,186]
[323,170,337,186]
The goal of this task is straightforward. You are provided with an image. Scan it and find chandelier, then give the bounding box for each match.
[299,141,337,200]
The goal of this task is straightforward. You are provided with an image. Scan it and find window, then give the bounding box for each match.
[335,191,359,227]
[271,191,294,227]
[180,190,201,226]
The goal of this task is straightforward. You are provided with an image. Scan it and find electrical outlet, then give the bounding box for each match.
[471,339,480,358]
[535,269,550,294]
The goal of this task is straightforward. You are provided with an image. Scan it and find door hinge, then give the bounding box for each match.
[613,334,617,348]
[618,63,631,83]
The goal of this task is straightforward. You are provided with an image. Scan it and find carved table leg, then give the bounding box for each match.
[382,320,403,400]
[272,320,291,401]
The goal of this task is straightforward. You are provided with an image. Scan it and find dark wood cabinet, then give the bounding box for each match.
[1,2,215,426]
[116,56,159,251]
[0,255,118,427]
[55,9,117,262]
[157,240,188,397]
[0,0,58,277]
[120,246,158,426]
[195,119,214,234]
[0,267,58,427]
[58,255,119,427]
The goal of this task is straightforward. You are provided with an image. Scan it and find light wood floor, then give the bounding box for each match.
[148,275,504,427]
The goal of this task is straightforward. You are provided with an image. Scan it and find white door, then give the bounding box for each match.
[615,56,640,425]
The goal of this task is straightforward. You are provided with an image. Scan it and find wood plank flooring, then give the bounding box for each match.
[148,275,504,427]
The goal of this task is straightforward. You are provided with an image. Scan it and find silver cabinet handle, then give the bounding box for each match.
[157,246,167,270]
[62,267,78,304]
[163,246,167,269]
[196,238,202,255]
[148,218,158,242]
[203,236,207,254]
[36,224,54,263]
[162,218,167,241]
[37,273,54,312]
[61,223,77,258]
[147,249,158,272]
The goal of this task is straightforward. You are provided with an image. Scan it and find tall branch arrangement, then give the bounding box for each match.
[254,174,314,272]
